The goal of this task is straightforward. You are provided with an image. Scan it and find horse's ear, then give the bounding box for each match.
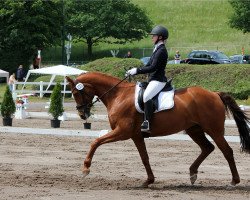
[65,76,74,87]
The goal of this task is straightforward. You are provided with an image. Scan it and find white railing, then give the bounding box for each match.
[12,81,71,98]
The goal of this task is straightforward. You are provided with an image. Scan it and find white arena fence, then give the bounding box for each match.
[12,81,71,99]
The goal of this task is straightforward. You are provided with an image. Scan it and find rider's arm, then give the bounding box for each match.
[137,48,166,74]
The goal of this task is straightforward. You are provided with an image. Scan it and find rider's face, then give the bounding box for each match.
[152,35,158,44]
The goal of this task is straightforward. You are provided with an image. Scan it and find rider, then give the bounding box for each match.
[126,25,169,132]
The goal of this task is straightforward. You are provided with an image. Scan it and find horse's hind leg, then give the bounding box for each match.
[209,134,240,186]
[186,125,215,185]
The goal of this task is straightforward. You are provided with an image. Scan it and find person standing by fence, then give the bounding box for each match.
[124,51,132,58]
[8,73,16,92]
[16,65,25,81]
[32,54,40,69]
[16,65,25,89]
[174,50,181,64]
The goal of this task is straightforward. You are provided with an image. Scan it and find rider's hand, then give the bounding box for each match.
[125,68,137,77]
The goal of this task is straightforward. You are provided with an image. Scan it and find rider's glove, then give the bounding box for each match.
[125,68,137,77]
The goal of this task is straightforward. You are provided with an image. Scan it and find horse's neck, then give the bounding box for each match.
[93,82,116,106]
[84,75,127,108]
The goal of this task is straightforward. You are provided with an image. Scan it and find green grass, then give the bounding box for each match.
[42,0,250,61]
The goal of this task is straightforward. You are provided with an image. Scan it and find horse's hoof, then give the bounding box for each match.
[82,169,90,178]
[226,184,236,190]
[190,173,197,185]
[140,182,149,188]
[231,181,236,186]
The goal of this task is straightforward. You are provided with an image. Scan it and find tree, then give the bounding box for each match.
[229,0,250,33]
[48,82,64,120]
[66,0,152,58]
[1,86,16,119]
[0,0,63,72]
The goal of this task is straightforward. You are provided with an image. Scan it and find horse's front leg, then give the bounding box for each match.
[82,128,124,177]
[132,135,155,188]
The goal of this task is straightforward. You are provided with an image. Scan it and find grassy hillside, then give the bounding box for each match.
[110,0,250,57]
[43,0,250,62]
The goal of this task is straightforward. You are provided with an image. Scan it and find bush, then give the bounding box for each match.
[1,86,16,118]
[167,64,250,100]
[80,57,145,79]
[48,83,64,119]
[80,58,250,100]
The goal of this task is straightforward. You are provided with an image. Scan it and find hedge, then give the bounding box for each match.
[32,58,249,100]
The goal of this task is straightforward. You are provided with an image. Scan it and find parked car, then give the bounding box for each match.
[184,50,231,64]
[167,59,185,64]
[140,57,150,65]
[167,60,175,64]
[141,57,185,65]
[243,55,250,64]
[230,55,244,64]
[229,54,250,64]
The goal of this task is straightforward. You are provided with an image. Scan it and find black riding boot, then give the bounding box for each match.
[141,100,153,132]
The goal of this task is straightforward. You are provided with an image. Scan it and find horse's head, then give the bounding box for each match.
[66,76,95,120]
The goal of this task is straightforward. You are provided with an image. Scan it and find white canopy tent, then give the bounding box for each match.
[22,65,86,98]
[0,69,9,83]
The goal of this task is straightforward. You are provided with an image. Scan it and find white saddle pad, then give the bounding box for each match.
[135,83,175,113]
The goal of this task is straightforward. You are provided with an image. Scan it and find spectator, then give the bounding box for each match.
[8,73,16,92]
[16,65,25,89]
[124,51,132,58]
[174,50,181,64]
[32,54,40,69]
[16,65,25,81]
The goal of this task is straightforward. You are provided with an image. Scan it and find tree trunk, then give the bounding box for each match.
[87,37,93,60]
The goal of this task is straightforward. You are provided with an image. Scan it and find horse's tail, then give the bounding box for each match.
[218,92,250,153]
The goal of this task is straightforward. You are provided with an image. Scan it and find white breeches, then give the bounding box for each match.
[143,80,166,103]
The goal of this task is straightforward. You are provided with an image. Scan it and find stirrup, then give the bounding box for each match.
[141,120,150,132]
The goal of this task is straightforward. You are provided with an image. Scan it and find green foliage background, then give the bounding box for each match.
[0,86,16,118]
[0,0,62,73]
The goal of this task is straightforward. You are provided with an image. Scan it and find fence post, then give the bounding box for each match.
[12,83,17,100]
[39,81,43,98]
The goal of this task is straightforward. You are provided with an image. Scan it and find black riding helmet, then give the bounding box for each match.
[150,25,169,40]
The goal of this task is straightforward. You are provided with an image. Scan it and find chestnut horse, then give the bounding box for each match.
[66,72,250,187]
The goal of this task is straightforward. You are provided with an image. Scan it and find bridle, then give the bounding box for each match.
[71,81,93,117]
[72,76,129,116]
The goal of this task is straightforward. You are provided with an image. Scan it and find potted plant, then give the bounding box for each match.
[48,83,64,128]
[1,86,16,126]
[83,119,91,129]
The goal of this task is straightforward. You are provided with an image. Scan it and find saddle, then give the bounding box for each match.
[137,79,174,113]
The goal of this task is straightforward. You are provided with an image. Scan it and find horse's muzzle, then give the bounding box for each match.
[78,110,90,120]
[80,114,87,120]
